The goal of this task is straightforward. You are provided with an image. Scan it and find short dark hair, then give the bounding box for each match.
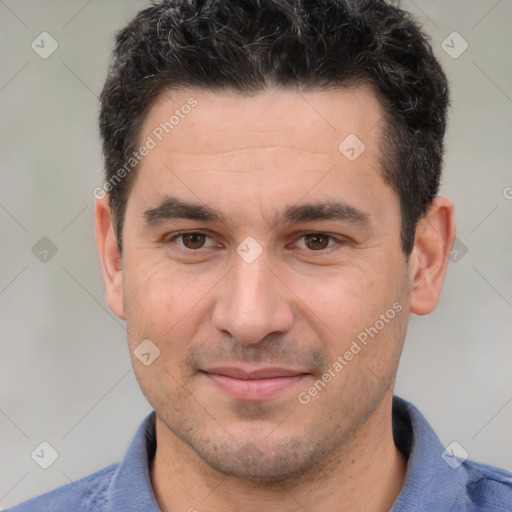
[99,0,449,255]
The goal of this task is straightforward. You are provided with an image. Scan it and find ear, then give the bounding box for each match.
[409,196,455,315]
[94,195,125,319]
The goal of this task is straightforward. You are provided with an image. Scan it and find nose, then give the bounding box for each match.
[211,248,294,345]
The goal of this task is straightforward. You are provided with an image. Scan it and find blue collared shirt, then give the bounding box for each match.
[7,396,512,511]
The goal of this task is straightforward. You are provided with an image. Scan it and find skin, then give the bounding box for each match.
[95,84,455,512]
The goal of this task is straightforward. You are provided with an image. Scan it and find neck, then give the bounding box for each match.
[150,395,407,512]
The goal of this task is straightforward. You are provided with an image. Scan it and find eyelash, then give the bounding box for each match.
[164,231,347,253]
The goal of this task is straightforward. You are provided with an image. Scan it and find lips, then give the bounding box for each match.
[200,366,309,401]
[204,367,306,380]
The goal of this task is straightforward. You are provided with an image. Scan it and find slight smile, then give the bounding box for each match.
[200,367,311,401]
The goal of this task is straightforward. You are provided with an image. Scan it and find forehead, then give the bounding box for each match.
[129,84,395,226]
[140,84,384,160]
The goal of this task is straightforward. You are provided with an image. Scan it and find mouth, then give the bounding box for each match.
[199,366,310,401]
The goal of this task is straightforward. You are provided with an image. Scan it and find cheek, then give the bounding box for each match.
[124,251,181,307]
[122,257,201,404]
[122,252,219,349]
[295,265,378,332]
[298,259,407,359]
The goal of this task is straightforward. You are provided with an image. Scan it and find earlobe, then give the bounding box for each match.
[409,197,455,315]
[94,195,125,320]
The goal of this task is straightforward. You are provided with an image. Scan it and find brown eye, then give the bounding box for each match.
[181,233,206,249]
[303,233,331,250]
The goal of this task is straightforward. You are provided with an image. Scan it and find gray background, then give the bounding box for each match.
[1,0,511,508]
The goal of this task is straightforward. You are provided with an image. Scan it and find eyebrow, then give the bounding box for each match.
[143,196,370,228]
[143,197,226,225]
[281,201,370,226]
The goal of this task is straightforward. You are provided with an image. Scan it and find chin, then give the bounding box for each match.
[200,445,311,482]
[183,429,320,482]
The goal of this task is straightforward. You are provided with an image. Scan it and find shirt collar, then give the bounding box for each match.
[109,411,160,511]
[390,396,463,511]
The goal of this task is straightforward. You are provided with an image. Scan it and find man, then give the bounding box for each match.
[8,0,511,510]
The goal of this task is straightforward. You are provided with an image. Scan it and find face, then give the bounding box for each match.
[103,85,416,480]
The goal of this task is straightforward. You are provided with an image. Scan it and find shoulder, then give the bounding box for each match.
[6,463,119,512]
[391,396,512,511]
[461,458,512,511]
